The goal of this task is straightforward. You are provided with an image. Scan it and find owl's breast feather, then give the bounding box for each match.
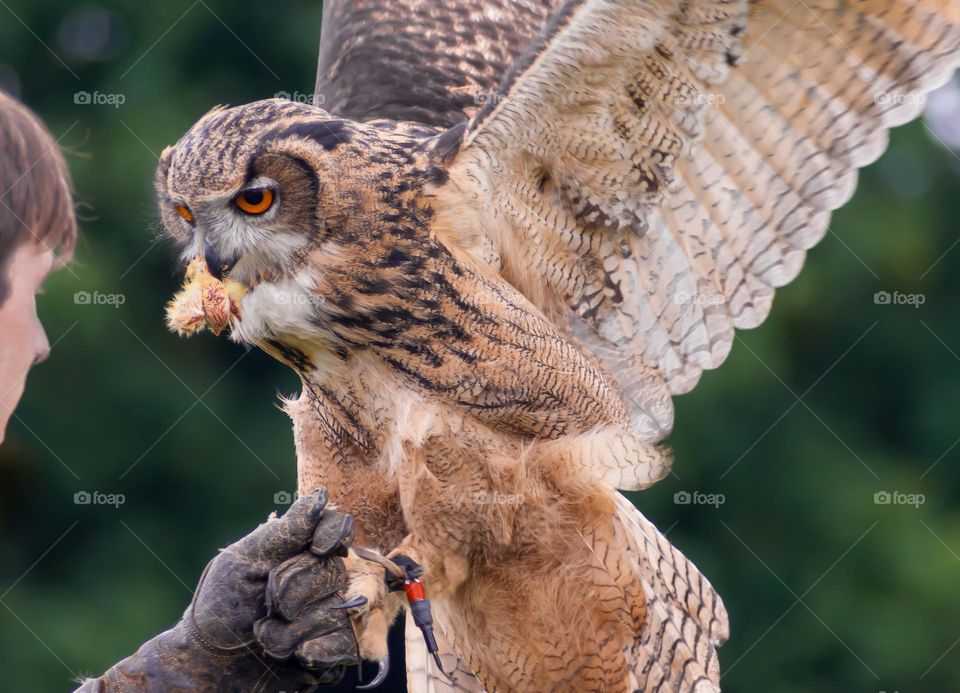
[228,268,332,352]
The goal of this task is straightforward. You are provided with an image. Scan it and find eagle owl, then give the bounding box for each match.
[156,1,960,691]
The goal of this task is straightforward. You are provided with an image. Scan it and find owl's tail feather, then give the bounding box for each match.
[613,491,729,692]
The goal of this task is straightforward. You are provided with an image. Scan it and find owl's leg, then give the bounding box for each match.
[340,549,403,661]
[338,534,432,685]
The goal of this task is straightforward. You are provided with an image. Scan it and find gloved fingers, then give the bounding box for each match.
[255,595,355,661]
[260,659,348,690]
[233,489,329,561]
[296,629,362,671]
[301,663,348,687]
[311,509,354,557]
[266,553,348,621]
[257,660,341,691]
[189,557,265,649]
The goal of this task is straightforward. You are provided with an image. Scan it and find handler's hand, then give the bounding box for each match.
[195,487,361,684]
[77,489,360,692]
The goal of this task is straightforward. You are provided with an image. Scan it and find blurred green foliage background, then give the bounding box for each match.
[1,2,959,691]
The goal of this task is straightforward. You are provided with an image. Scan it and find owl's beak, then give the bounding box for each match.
[202,239,239,280]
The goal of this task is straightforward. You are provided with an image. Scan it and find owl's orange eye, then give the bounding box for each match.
[175,204,194,224]
[234,188,275,215]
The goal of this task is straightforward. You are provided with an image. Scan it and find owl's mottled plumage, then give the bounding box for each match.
[157,1,960,690]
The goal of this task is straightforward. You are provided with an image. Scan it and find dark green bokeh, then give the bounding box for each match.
[1,2,958,691]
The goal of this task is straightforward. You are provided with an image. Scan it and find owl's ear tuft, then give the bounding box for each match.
[155,146,174,196]
[206,104,231,117]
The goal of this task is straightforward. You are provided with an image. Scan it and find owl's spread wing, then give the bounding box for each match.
[442,0,960,441]
[314,0,558,127]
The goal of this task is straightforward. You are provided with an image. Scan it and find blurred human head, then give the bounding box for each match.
[0,91,77,443]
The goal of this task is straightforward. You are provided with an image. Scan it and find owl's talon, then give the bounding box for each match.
[331,594,368,611]
[356,653,389,689]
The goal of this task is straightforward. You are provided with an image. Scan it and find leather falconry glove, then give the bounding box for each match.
[75,489,360,692]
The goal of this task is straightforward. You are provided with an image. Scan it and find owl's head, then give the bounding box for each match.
[156,98,359,285]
